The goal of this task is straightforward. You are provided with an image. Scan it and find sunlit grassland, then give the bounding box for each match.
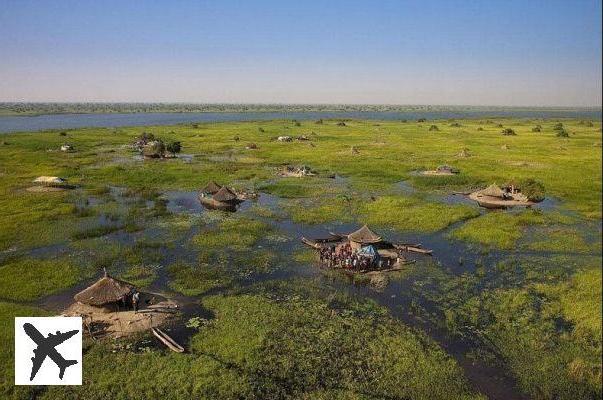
[40,284,484,400]
[360,195,480,232]
[0,118,600,400]
[0,258,85,301]
[450,209,577,249]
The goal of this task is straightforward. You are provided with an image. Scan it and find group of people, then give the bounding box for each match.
[120,290,141,312]
[318,243,393,270]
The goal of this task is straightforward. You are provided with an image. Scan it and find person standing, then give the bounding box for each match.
[132,291,140,313]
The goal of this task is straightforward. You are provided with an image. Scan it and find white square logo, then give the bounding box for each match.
[14,317,82,385]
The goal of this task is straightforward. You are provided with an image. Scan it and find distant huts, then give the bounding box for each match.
[469,182,544,209]
[199,182,243,211]
[28,176,73,191]
[33,176,69,187]
[142,140,166,158]
[421,165,460,176]
[278,165,316,178]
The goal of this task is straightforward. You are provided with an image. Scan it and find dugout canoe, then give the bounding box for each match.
[151,327,184,353]
[394,244,433,255]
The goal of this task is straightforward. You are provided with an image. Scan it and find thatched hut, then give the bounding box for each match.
[212,186,238,203]
[347,225,382,250]
[32,176,70,188]
[436,165,459,174]
[200,181,222,195]
[142,140,165,158]
[480,183,506,198]
[74,274,134,308]
[198,184,242,211]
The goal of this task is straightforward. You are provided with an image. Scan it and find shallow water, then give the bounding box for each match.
[1,109,601,133]
[27,185,600,399]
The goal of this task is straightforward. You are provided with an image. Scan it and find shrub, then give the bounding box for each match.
[429,125,439,131]
[142,140,165,158]
[501,128,516,136]
[166,141,182,156]
[520,178,545,202]
[532,126,542,132]
[417,118,427,123]
[258,127,265,132]
[553,122,564,130]
[315,119,323,124]
[450,122,462,127]
[477,127,484,131]
[556,129,569,138]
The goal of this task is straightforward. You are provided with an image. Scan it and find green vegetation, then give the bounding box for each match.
[38,284,483,400]
[0,258,84,301]
[0,117,600,399]
[361,196,479,232]
[450,209,569,249]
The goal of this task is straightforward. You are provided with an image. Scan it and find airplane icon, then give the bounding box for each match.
[23,323,79,381]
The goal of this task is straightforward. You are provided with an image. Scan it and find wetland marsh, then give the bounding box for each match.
[0,117,601,400]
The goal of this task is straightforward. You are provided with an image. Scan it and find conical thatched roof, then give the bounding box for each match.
[33,176,66,185]
[74,275,135,306]
[201,181,222,194]
[348,225,382,244]
[212,186,238,202]
[480,184,505,198]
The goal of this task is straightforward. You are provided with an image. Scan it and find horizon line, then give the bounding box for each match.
[0,101,601,110]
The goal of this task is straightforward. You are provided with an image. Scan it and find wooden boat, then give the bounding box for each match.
[394,244,433,255]
[301,236,341,249]
[151,327,184,353]
[361,260,416,274]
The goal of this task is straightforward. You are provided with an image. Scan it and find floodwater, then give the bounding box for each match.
[1,109,602,133]
[26,185,600,400]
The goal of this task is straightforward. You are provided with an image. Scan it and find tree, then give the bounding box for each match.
[519,178,545,202]
[556,129,569,138]
[166,141,182,157]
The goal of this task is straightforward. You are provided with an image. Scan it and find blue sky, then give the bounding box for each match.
[0,0,601,106]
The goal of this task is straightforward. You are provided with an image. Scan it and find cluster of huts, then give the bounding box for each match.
[469,183,539,209]
[278,165,317,177]
[421,165,460,176]
[198,181,243,211]
[302,225,432,272]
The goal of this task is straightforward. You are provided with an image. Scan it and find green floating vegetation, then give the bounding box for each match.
[285,196,357,224]
[168,262,231,296]
[0,258,84,301]
[523,227,595,254]
[360,195,479,232]
[451,209,572,249]
[192,216,269,251]
[119,265,158,288]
